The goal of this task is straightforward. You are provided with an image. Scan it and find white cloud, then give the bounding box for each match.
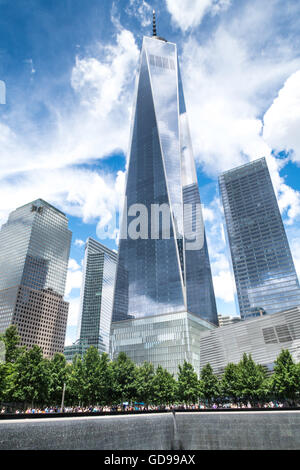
[265,154,300,225]
[202,205,215,223]
[66,296,81,329]
[181,28,300,176]
[0,166,126,230]
[166,0,231,32]
[263,70,300,165]
[68,258,80,271]
[74,239,85,247]
[212,270,235,303]
[65,258,82,297]
[125,0,152,27]
[176,2,300,227]
[71,29,138,119]
[0,26,138,230]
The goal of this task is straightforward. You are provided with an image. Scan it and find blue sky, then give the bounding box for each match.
[0,0,300,345]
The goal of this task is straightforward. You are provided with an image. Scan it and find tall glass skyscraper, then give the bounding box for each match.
[111,21,217,375]
[77,238,117,355]
[219,157,300,320]
[0,199,72,357]
[112,32,217,325]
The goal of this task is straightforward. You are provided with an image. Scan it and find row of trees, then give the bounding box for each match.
[0,325,300,408]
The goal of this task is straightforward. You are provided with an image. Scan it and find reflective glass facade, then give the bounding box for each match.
[219,158,300,319]
[0,199,72,356]
[76,238,117,355]
[112,36,217,325]
[111,311,215,377]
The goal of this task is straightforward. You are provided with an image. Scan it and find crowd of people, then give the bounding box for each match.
[1,400,295,415]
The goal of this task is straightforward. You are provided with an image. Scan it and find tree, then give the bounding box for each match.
[152,366,177,406]
[97,353,114,406]
[199,363,220,405]
[271,349,299,405]
[111,352,137,405]
[0,325,22,363]
[221,363,240,403]
[134,362,155,408]
[67,354,85,406]
[12,345,51,406]
[236,353,268,405]
[177,361,199,404]
[0,361,17,404]
[0,362,6,403]
[49,353,69,406]
[82,346,102,405]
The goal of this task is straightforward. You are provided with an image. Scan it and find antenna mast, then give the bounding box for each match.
[152,10,157,36]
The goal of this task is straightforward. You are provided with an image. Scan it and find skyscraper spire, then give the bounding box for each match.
[152,9,157,36]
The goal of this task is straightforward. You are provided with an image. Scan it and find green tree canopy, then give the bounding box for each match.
[0,362,7,402]
[97,352,114,406]
[152,365,177,406]
[177,361,199,404]
[12,345,51,406]
[111,352,137,405]
[221,363,240,402]
[134,361,155,407]
[271,349,299,404]
[49,353,69,405]
[0,325,22,363]
[67,354,85,406]
[82,346,102,405]
[236,353,268,405]
[199,363,220,404]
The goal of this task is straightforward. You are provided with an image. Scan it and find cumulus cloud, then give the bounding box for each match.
[265,154,300,225]
[74,239,85,247]
[166,0,231,32]
[180,29,300,177]
[65,258,82,297]
[66,296,81,329]
[0,27,136,230]
[0,166,126,229]
[176,1,300,228]
[68,258,81,271]
[213,270,235,303]
[71,29,138,120]
[263,70,300,165]
[125,0,152,27]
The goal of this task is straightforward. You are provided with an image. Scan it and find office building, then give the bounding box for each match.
[0,199,72,357]
[64,238,117,361]
[219,157,300,320]
[110,16,217,375]
[217,314,242,327]
[200,306,300,375]
[63,339,85,363]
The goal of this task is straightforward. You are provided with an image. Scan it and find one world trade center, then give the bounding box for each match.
[111,15,218,375]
